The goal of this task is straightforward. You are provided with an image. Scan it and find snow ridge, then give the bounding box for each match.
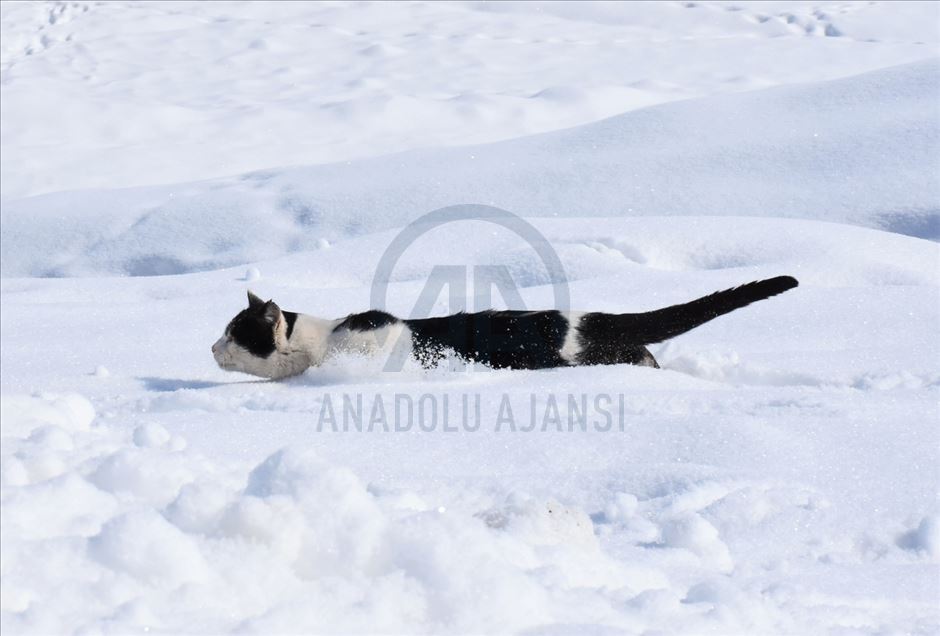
[2,59,938,278]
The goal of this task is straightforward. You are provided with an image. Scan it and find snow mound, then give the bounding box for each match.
[2,1,937,200]
[88,510,211,587]
[898,514,940,559]
[660,513,734,573]
[0,394,677,634]
[6,390,933,633]
[2,59,938,278]
[1,211,937,632]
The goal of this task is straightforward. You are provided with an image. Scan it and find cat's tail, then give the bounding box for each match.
[579,276,799,348]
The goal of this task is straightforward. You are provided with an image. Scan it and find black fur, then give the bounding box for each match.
[335,310,401,332]
[227,305,277,357]
[405,310,570,370]
[575,276,798,366]
[283,311,299,340]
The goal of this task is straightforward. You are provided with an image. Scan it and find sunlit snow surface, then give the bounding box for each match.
[1,0,938,200]
[1,2,939,634]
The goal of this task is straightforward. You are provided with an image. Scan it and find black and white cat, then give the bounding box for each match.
[212,276,798,379]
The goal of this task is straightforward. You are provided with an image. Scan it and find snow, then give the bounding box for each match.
[1,1,939,634]
[3,57,940,278]
[1,2,938,199]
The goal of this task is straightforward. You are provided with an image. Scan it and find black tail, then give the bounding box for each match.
[579,276,798,355]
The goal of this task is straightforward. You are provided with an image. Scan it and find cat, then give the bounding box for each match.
[211,276,798,379]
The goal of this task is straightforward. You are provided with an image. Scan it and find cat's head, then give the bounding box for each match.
[212,291,292,378]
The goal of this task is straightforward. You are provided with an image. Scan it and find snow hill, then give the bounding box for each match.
[2,1,938,200]
[2,214,938,634]
[2,59,939,278]
[1,2,938,635]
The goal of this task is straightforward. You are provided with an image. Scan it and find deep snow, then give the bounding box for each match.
[1,2,939,635]
[2,1,938,200]
[2,215,938,633]
[3,58,940,278]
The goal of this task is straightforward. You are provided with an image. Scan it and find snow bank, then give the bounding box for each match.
[5,391,933,634]
[2,59,938,278]
[2,3,937,633]
[2,1,937,199]
[0,393,677,634]
[1,212,937,633]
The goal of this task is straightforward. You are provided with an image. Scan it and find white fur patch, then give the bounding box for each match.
[212,314,339,379]
[559,312,586,365]
[329,322,415,367]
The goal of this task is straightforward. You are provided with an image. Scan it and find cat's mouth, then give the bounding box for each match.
[214,357,237,371]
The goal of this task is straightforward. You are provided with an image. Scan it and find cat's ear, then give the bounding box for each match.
[262,300,281,324]
[247,290,265,309]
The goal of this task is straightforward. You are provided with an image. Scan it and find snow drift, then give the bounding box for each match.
[3,1,937,201]
[2,59,938,278]
[2,3,938,634]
